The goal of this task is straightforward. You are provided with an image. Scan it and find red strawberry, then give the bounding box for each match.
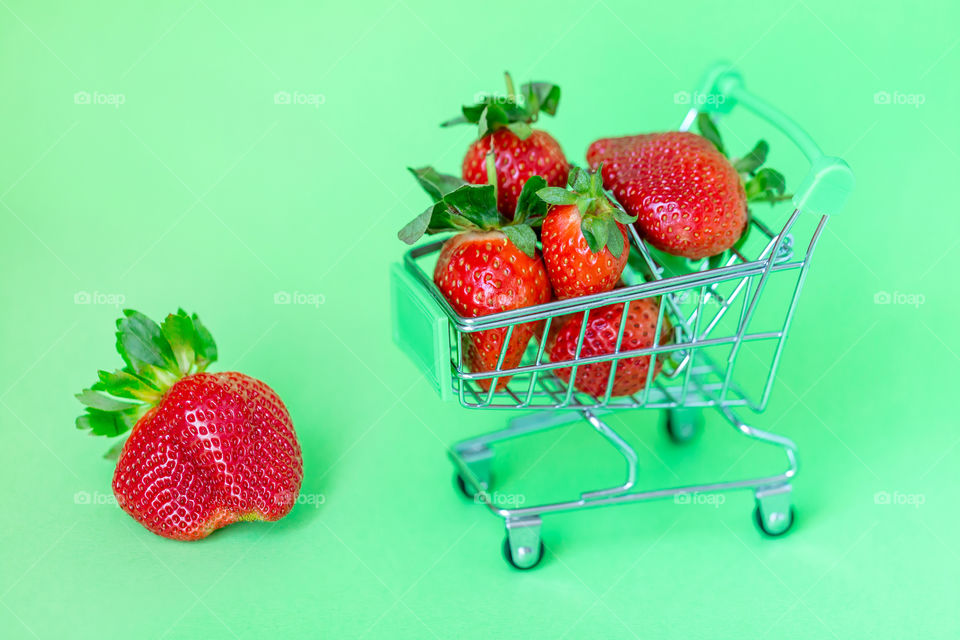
[538,166,635,299]
[435,231,551,390]
[76,310,303,540]
[443,73,569,218]
[546,298,672,397]
[587,115,789,259]
[400,168,553,391]
[463,129,568,217]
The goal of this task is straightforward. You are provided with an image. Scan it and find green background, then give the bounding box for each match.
[1,0,957,637]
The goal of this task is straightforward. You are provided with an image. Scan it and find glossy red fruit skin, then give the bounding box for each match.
[546,298,671,397]
[587,131,747,259]
[541,203,629,299]
[463,129,569,218]
[434,231,551,391]
[113,372,303,541]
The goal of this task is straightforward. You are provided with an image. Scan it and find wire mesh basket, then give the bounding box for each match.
[391,64,853,569]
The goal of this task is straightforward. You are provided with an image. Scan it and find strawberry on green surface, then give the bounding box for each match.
[76,309,303,541]
[399,168,552,390]
[587,114,788,259]
[443,73,569,218]
[537,166,636,299]
[546,298,672,397]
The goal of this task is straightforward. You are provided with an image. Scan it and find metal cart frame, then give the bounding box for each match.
[391,64,854,569]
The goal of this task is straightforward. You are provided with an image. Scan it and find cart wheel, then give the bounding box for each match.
[754,505,795,537]
[664,408,702,444]
[454,473,490,500]
[502,536,544,570]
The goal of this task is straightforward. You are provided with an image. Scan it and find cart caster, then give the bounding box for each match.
[664,408,702,444]
[503,517,543,570]
[454,473,492,500]
[754,484,794,537]
[503,537,544,570]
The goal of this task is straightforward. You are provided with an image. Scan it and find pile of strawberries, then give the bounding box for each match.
[400,73,787,397]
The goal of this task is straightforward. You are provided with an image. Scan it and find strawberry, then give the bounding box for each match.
[76,309,303,540]
[587,114,789,259]
[537,166,636,299]
[400,167,552,390]
[546,298,672,397]
[443,73,569,218]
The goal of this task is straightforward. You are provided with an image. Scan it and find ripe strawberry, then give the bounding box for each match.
[76,309,303,540]
[435,231,550,390]
[443,73,569,218]
[546,298,672,397]
[463,129,568,217]
[400,167,552,390]
[537,166,636,299]
[587,114,788,259]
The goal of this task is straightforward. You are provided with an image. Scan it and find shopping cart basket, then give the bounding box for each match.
[390,64,854,569]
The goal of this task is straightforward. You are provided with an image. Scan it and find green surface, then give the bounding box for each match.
[1,1,957,637]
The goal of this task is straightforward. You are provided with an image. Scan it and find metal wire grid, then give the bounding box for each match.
[402,205,828,413]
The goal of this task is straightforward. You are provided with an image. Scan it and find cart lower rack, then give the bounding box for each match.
[391,64,853,569]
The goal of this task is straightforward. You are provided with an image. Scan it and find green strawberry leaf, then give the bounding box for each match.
[92,369,161,401]
[522,82,560,116]
[501,224,538,258]
[440,74,561,137]
[569,165,592,192]
[116,310,177,374]
[696,113,725,155]
[398,205,437,244]
[610,203,637,225]
[733,140,769,174]
[745,168,789,204]
[408,166,466,201]
[104,437,127,460]
[537,187,578,206]
[443,183,500,229]
[581,216,609,254]
[77,309,218,439]
[506,121,533,140]
[514,175,548,224]
[76,407,137,437]
[606,221,626,259]
[190,312,217,367]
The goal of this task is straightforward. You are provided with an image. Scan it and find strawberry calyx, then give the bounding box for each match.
[398,166,548,258]
[440,72,560,141]
[536,165,637,258]
[75,309,217,443]
[695,113,791,205]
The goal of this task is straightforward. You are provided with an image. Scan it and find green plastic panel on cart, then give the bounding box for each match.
[390,263,451,401]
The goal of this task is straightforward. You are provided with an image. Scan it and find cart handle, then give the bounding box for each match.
[691,63,854,216]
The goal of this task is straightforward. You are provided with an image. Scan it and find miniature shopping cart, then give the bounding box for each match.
[390,64,854,569]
